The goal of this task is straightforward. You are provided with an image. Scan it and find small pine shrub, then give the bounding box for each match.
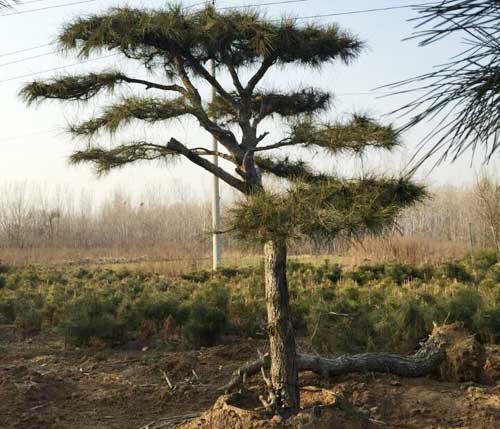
[473,249,499,272]
[385,263,425,285]
[446,288,482,331]
[479,308,500,342]
[137,294,188,330]
[181,270,211,283]
[217,267,241,279]
[59,294,125,346]
[347,264,385,285]
[441,262,474,283]
[182,284,230,347]
[183,300,228,347]
[326,263,343,283]
[0,275,6,289]
[0,297,16,323]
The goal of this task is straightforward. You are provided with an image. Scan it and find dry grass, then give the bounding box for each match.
[348,234,467,266]
[0,236,466,275]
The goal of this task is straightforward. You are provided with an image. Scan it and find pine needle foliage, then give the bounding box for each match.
[388,1,500,164]
[69,143,179,175]
[287,114,401,154]
[69,97,194,137]
[20,72,128,104]
[229,177,427,243]
[0,0,17,10]
[20,2,424,241]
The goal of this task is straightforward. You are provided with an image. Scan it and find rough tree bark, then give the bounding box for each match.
[263,239,300,414]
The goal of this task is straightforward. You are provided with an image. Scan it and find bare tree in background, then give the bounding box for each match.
[475,173,500,260]
[389,1,500,165]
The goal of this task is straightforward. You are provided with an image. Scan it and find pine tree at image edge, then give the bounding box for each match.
[20,4,426,414]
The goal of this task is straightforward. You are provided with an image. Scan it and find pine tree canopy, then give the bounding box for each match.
[21,2,425,242]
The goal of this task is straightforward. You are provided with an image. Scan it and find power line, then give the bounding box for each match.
[0,128,58,144]
[0,43,53,58]
[218,0,307,10]
[0,54,117,84]
[2,0,96,16]
[20,0,75,4]
[272,4,428,22]
[0,51,57,68]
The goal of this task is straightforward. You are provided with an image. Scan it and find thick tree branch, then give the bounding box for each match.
[167,138,247,193]
[227,64,245,95]
[174,56,242,157]
[181,48,238,109]
[121,76,186,94]
[191,148,236,163]
[246,55,277,94]
[253,139,295,152]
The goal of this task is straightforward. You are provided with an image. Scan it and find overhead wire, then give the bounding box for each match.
[1,0,96,16]
[0,43,54,58]
[0,53,118,84]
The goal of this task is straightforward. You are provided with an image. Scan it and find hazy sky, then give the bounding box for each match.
[1,0,498,202]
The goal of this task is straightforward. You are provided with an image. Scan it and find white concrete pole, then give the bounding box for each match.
[211,1,221,270]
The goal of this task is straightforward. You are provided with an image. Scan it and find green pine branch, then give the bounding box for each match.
[255,156,328,183]
[69,97,194,136]
[70,142,178,175]
[230,176,427,243]
[287,114,401,154]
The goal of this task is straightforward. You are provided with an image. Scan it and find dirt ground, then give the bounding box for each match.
[1,325,499,429]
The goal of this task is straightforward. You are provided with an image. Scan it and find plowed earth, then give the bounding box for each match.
[1,326,499,429]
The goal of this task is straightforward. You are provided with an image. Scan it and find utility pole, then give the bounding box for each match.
[468,222,476,280]
[211,0,221,270]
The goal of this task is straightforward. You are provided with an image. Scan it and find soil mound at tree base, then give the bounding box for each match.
[180,387,381,429]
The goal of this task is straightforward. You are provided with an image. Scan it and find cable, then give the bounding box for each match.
[0,51,57,68]
[218,0,307,10]
[0,128,58,144]
[272,4,428,22]
[2,0,96,16]
[0,43,53,58]
[20,0,77,4]
[0,53,117,84]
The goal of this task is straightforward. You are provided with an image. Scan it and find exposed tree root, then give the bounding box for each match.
[223,323,486,393]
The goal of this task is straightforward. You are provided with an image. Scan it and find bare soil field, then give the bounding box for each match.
[1,326,499,429]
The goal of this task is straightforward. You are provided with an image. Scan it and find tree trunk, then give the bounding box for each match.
[263,239,300,414]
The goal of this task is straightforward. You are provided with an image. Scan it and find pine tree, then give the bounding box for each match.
[21,4,425,414]
[390,0,500,164]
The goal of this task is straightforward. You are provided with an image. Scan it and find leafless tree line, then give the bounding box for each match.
[0,176,499,263]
